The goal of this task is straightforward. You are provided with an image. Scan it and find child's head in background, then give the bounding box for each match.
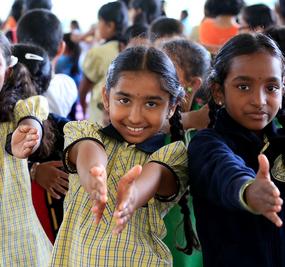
[208,33,284,132]
[102,45,184,143]
[97,1,128,41]
[12,43,52,95]
[16,9,63,60]
[161,38,211,111]
[0,33,37,122]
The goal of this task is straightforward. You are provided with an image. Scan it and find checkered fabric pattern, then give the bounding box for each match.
[0,96,52,267]
[49,121,188,266]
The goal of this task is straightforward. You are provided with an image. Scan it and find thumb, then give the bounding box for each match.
[121,165,142,184]
[90,165,105,177]
[257,154,270,180]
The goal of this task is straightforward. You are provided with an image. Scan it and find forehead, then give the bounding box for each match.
[226,52,282,80]
[113,70,170,97]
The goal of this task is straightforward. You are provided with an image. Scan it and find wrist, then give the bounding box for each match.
[239,179,260,214]
[30,162,40,181]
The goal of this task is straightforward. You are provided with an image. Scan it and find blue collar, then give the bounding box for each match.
[100,124,166,154]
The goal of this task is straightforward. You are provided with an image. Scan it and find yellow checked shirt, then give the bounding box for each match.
[50,121,188,267]
[83,41,120,125]
[0,96,52,267]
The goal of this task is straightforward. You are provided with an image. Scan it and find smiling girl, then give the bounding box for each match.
[49,46,193,266]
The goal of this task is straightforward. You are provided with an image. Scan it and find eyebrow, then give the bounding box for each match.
[115,91,164,101]
[232,76,281,83]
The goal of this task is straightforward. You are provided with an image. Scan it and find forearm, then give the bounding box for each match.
[134,162,178,208]
[79,75,94,108]
[69,140,107,180]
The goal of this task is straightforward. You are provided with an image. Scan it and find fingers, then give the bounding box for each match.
[91,199,107,224]
[264,211,283,227]
[18,125,37,134]
[121,165,142,185]
[48,187,61,199]
[257,154,270,179]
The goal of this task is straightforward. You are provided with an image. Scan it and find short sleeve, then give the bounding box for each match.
[148,141,188,202]
[82,47,104,83]
[14,95,49,124]
[63,120,104,173]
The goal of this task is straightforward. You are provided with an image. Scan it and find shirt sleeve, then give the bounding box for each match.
[13,95,49,124]
[82,47,104,83]
[63,120,104,173]
[188,129,256,211]
[148,140,188,202]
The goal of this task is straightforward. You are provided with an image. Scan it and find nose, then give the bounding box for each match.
[128,105,143,124]
[251,88,266,108]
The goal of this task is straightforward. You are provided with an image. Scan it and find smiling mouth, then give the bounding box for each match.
[126,126,144,132]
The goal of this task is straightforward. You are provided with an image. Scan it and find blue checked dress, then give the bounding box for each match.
[0,96,52,266]
[50,121,188,266]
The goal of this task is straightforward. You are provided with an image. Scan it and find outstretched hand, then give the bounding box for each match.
[11,125,40,159]
[245,154,283,227]
[85,165,108,225]
[113,165,142,235]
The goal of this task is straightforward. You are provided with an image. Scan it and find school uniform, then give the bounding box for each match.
[1,96,52,267]
[188,108,285,267]
[49,121,188,266]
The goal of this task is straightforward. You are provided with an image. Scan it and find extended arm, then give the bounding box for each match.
[68,139,108,223]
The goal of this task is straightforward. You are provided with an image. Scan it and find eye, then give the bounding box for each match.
[266,84,280,92]
[237,84,250,91]
[146,101,157,108]
[119,98,130,104]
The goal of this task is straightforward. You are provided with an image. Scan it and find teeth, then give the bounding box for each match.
[127,126,144,132]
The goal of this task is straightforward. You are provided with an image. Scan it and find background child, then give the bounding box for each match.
[0,33,52,266]
[12,43,70,242]
[161,38,212,267]
[188,33,285,267]
[16,9,78,118]
[49,46,195,266]
[79,1,128,124]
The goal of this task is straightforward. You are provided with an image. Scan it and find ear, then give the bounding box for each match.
[212,83,224,106]
[189,76,203,92]
[102,86,110,112]
[167,104,178,119]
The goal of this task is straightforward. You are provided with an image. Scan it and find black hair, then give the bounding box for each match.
[25,0,52,10]
[0,33,37,122]
[241,4,277,31]
[130,0,161,25]
[70,20,80,30]
[162,38,211,83]
[279,0,285,19]
[11,42,55,158]
[181,10,188,20]
[149,17,184,42]
[204,0,245,17]
[106,46,198,253]
[98,1,128,41]
[207,33,285,126]
[62,33,81,77]
[124,24,149,45]
[12,43,52,95]
[10,0,25,22]
[17,9,63,59]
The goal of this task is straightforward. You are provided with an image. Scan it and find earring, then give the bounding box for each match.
[218,101,223,106]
